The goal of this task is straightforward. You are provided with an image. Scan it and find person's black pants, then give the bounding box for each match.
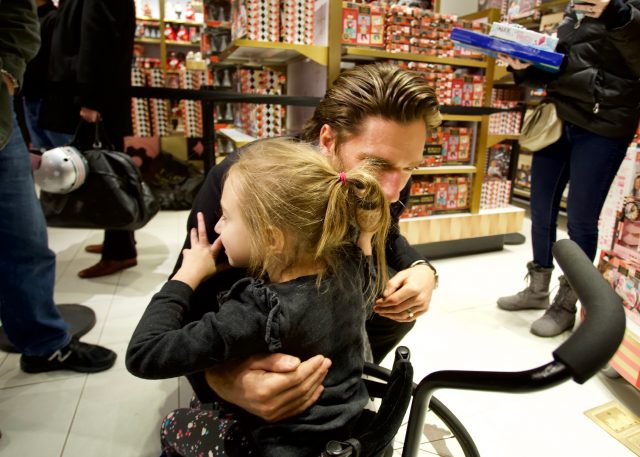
[102,230,136,260]
[366,313,415,364]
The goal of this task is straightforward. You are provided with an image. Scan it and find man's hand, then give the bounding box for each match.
[373,264,435,322]
[79,107,100,123]
[205,353,331,423]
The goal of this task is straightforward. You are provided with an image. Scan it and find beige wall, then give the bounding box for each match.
[440,0,479,16]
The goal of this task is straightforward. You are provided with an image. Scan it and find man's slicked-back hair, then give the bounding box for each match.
[301,63,441,145]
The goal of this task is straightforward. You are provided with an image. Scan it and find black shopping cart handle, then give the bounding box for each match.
[402,239,625,457]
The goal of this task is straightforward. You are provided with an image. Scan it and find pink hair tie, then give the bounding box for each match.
[339,171,347,185]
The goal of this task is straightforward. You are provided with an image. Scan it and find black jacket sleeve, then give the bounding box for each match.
[126,280,270,379]
[606,0,640,77]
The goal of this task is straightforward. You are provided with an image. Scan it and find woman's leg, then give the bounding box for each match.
[529,128,572,267]
[565,124,628,261]
[530,124,628,337]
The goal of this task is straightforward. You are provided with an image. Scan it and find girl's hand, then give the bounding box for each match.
[173,212,223,289]
[497,53,532,70]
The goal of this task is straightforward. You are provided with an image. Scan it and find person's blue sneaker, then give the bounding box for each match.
[20,337,116,373]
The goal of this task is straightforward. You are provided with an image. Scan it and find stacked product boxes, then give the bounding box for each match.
[597,145,640,388]
[422,126,472,166]
[391,60,485,107]
[131,57,170,137]
[231,0,315,45]
[401,175,470,218]
[481,143,513,209]
[342,2,485,59]
[236,68,285,139]
[489,87,522,135]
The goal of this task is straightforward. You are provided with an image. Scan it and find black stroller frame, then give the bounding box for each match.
[325,239,626,457]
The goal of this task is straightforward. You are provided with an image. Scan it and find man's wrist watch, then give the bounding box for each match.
[410,259,439,289]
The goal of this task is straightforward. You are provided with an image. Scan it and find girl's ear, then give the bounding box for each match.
[266,226,285,254]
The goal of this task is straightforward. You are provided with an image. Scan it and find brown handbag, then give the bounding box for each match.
[519,102,563,152]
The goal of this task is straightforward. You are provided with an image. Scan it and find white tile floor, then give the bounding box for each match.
[1,210,639,457]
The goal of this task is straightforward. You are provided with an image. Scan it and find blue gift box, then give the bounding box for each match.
[450,27,564,72]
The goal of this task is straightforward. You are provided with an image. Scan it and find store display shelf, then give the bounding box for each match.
[164,18,202,26]
[342,46,488,69]
[220,39,328,66]
[513,187,530,199]
[441,114,483,122]
[493,64,512,83]
[218,128,257,147]
[136,16,160,22]
[399,205,525,244]
[487,133,519,148]
[413,165,477,175]
[135,37,162,45]
[166,40,200,47]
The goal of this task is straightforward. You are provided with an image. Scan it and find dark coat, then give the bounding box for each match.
[513,0,640,142]
[22,1,57,99]
[0,0,40,149]
[127,249,372,456]
[39,0,135,147]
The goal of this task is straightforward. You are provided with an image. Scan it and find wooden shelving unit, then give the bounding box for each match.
[219,39,328,66]
[209,0,524,248]
[342,46,488,69]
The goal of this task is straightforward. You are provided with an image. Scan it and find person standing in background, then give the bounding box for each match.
[38,0,138,278]
[497,0,640,337]
[0,0,116,377]
[21,0,72,151]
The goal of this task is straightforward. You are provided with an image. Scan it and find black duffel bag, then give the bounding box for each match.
[39,121,159,230]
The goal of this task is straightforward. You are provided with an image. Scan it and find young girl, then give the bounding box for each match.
[126,138,390,457]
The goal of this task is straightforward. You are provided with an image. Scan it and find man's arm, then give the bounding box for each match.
[205,354,331,423]
[376,179,438,321]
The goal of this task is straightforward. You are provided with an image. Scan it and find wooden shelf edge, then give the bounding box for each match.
[218,128,257,147]
[221,39,328,66]
[399,206,525,244]
[413,165,477,175]
[342,46,488,68]
[487,134,520,148]
[135,38,162,44]
[442,114,484,122]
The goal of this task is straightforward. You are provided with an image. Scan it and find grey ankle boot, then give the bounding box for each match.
[531,275,577,337]
[497,261,554,311]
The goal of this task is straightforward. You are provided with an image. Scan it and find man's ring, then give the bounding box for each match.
[408,308,414,319]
